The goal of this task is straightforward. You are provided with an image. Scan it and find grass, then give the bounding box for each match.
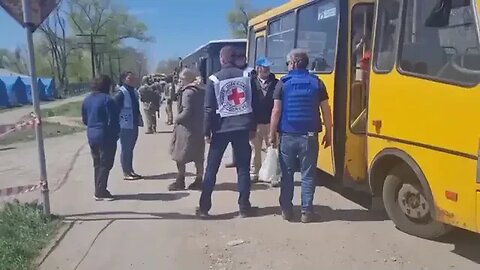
[0,122,85,146]
[0,202,60,270]
[41,101,82,118]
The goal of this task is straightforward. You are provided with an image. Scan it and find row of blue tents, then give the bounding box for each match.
[0,76,56,108]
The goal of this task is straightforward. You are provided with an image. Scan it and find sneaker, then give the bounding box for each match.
[95,191,115,201]
[187,178,202,190]
[282,209,293,221]
[224,162,236,168]
[271,180,280,188]
[301,212,314,223]
[250,175,259,183]
[195,207,210,219]
[130,172,143,179]
[168,181,185,191]
[124,175,140,181]
[239,207,258,218]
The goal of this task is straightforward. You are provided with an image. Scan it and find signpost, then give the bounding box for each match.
[0,0,61,216]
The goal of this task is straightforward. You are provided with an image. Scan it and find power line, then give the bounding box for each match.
[76,33,106,79]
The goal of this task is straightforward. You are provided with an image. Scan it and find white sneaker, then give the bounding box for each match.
[271,180,280,188]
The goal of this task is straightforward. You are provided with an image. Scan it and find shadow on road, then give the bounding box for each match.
[215,182,270,191]
[143,172,194,180]
[437,229,480,264]
[0,147,16,152]
[114,192,189,201]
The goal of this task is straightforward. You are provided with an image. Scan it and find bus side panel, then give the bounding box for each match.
[317,74,336,176]
[368,137,478,232]
[477,192,480,232]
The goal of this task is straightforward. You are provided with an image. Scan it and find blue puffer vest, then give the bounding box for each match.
[280,70,322,134]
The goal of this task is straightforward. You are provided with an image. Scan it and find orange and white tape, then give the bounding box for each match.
[0,113,39,140]
[0,184,41,198]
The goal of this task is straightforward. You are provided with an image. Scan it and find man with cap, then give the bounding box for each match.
[250,57,279,185]
[197,45,258,218]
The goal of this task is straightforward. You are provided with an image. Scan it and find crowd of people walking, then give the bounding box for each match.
[82,45,332,222]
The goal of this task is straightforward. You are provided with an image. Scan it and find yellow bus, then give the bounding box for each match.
[248,0,480,239]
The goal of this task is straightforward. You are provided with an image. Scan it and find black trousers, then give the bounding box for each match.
[90,142,117,196]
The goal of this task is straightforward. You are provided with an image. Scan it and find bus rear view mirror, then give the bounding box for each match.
[199,57,208,83]
[425,0,452,27]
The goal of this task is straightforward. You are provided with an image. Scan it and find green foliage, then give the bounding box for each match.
[41,101,83,118]
[227,0,271,38]
[0,202,60,270]
[156,58,181,75]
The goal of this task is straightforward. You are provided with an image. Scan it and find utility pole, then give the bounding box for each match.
[76,33,106,79]
[111,54,123,84]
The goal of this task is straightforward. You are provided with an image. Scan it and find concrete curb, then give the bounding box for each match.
[35,221,75,268]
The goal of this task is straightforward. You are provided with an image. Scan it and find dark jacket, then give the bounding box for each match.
[204,64,258,136]
[82,92,120,145]
[113,84,141,127]
[254,73,278,124]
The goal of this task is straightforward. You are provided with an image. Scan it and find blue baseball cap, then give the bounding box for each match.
[255,57,273,67]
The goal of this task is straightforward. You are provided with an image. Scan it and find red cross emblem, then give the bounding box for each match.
[228,88,245,105]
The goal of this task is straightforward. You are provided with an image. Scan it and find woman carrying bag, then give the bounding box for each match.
[168,68,205,191]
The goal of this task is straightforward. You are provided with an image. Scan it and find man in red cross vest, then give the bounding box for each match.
[197,45,259,218]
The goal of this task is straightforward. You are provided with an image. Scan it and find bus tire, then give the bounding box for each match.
[383,164,451,239]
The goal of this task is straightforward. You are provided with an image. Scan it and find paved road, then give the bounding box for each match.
[1,118,479,270]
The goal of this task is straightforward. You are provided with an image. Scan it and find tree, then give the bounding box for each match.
[0,47,28,74]
[68,0,152,75]
[227,0,270,38]
[39,6,75,90]
[155,58,180,75]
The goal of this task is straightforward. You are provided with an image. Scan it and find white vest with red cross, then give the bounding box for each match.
[209,71,253,118]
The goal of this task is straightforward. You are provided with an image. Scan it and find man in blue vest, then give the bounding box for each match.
[269,48,333,223]
[197,45,258,218]
[113,71,144,181]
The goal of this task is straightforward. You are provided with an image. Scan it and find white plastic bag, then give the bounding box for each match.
[259,147,281,183]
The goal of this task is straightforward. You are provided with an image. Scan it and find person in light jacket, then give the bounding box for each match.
[168,68,205,191]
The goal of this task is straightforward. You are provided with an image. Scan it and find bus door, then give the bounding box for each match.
[247,28,266,66]
[344,3,374,183]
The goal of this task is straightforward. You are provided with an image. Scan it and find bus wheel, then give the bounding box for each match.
[383,164,451,239]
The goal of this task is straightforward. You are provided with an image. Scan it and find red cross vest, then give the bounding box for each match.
[209,71,253,118]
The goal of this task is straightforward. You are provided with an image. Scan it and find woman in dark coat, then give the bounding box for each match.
[168,68,205,191]
[82,75,119,201]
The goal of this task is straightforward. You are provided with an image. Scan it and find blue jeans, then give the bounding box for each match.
[200,130,252,213]
[279,133,319,213]
[120,127,138,174]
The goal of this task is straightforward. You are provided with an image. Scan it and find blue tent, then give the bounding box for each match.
[0,79,9,107]
[39,77,55,100]
[19,77,33,104]
[0,76,27,106]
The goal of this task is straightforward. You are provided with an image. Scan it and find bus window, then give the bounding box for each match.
[248,28,256,66]
[267,12,295,73]
[255,36,266,61]
[297,1,338,73]
[373,0,401,72]
[398,0,480,85]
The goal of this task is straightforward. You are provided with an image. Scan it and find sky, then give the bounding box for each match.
[0,0,287,70]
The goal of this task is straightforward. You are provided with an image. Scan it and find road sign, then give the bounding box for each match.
[0,0,60,30]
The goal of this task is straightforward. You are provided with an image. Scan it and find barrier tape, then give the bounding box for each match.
[0,113,39,140]
[0,184,41,198]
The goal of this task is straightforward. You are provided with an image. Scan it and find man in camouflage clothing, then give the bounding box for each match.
[164,74,176,125]
[138,76,160,134]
